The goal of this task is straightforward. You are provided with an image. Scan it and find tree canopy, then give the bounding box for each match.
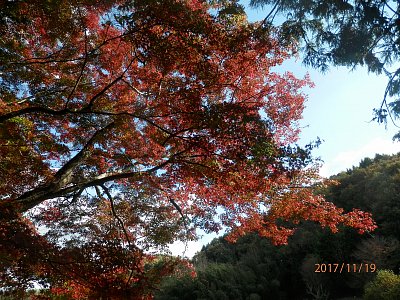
[251,0,400,137]
[0,0,376,298]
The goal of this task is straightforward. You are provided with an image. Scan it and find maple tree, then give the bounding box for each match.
[0,0,376,298]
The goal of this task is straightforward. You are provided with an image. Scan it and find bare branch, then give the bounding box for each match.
[261,0,281,26]
[100,184,131,243]
[122,79,151,96]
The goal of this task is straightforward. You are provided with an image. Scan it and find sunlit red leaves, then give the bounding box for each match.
[343,209,377,234]
[225,175,377,245]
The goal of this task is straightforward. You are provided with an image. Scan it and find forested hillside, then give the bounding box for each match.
[156,153,400,300]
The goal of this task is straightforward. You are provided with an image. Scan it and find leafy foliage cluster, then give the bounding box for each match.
[157,153,400,300]
[364,270,400,300]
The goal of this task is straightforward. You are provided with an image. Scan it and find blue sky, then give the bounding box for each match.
[289,60,399,176]
[169,2,400,258]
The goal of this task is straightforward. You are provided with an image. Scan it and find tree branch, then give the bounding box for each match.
[169,198,188,230]
[15,153,177,212]
[100,184,131,244]
[53,121,116,186]
[261,0,281,26]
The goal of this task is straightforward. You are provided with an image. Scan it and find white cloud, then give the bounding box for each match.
[168,231,220,258]
[168,240,202,258]
[320,137,399,177]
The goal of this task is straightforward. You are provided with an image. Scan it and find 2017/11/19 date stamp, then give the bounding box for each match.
[315,263,376,273]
